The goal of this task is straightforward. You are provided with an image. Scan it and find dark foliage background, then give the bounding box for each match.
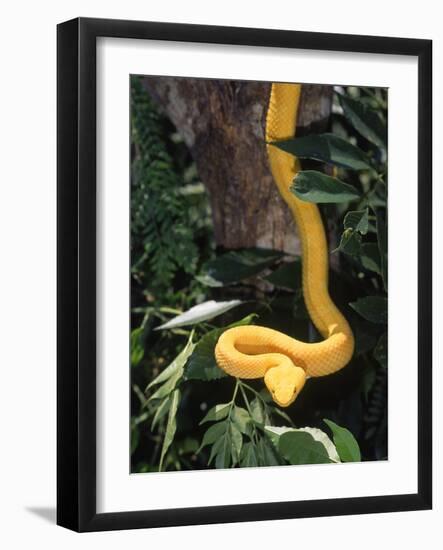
[130,76,387,473]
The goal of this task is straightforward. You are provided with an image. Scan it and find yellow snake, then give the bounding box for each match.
[214,83,355,408]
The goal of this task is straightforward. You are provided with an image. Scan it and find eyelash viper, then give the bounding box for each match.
[214,82,355,407]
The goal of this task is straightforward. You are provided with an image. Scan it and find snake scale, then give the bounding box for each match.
[214,83,355,408]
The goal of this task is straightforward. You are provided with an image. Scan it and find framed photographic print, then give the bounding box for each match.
[57,17,432,531]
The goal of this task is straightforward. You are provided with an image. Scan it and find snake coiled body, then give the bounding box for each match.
[214,83,355,407]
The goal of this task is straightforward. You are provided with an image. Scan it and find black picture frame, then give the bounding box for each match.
[57,17,432,532]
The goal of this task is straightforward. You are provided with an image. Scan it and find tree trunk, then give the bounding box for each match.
[142,77,333,255]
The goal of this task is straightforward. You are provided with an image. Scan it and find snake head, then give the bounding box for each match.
[264,364,306,407]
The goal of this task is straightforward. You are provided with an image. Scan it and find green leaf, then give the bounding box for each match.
[334,228,362,256]
[147,367,182,402]
[130,327,145,367]
[338,94,387,149]
[230,424,243,464]
[264,426,294,447]
[344,209,369,235]
[291,171,360,204]
[232,406,253,436]
[265,426,339,462]
[257,437,281,466]
[156,299,242,330]
[240,442,258,467]
[215,432,232,469]
[199,248,285,287]
[271,133,372,170]
[375,207,388,290]
[159,388,181,471]
[208,437,224,465]
[151,395,171,430]
[250,397,268,425]
[194,274,224,288]
[184,315,256,381]
[360,243,382,275]
[374,332,388,368]
[350,296,387,324]
[199,403,231,425]
[185,329,228,381]
[199,421,227,451]
[300,427,340,462]
[335,207,370,256]
[264,260,302,290]
[205,422,233,469]
[323,419,361,462]
[147,332,195,390]
[279,431,332,465]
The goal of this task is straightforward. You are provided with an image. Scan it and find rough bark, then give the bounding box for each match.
[142,77,332,255]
